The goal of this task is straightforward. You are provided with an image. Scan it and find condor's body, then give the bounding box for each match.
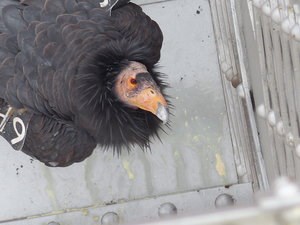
[0,0,169,166]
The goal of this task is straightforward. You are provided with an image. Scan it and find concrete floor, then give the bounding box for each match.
[0,0,240,223]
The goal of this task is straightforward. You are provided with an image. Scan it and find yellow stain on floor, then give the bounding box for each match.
[122,160,135,180]
[215,153,226,177]
[192,135,200,143]
[93,216,100,222]
[45,188,58,208]
[42,166,59,210]
[81,208,89,216]
[174,150,179,158]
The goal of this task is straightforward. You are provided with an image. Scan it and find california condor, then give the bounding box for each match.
[0,0,170,167]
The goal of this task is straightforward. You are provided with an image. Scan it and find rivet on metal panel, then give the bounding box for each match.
[101,212,120,225]
[231,76,241,88]
[158,203,177,218]
[271,8,281,24]
[256,104,266,118]
[281,18,295,34]
[296,144,300,158]
[267,111,276,126]
[274,177,299,197]
[291,24,300,41]
[215,194,235,208]
[262,1,271,16]
[237,164,247,177]
[48,222,60,225]
[236,84,245,98]
[276,121,285,136]
[286,132,295,147]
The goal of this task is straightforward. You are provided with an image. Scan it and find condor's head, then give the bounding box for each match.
[114,61,168,124]
[73,40,170,153]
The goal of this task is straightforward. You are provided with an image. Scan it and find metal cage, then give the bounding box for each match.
[213,0,300,187]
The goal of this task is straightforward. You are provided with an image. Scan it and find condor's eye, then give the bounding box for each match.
[130,78,137,85]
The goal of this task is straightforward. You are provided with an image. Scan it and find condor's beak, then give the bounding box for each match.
[132,87,169,124]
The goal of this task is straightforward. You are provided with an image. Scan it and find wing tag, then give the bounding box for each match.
[99,0,120,16]
[0,101,32,150]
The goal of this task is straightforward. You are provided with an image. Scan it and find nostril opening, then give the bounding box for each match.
[150,90,155,94]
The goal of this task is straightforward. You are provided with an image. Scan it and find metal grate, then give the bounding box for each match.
[211,0,300,187]
[210,0,269,190]
[248,0,300,182]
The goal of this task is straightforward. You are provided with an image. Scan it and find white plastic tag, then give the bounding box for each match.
[99,0,120,16]
[0,102,32,150]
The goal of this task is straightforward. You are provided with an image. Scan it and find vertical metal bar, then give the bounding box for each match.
[222,0,254,183]
[262,14,291,177]
[210,0,250,183]
[221,1,239,80]
[223,0,251,156]
[250,0,300,183]
[280,34,297,177]
[210,0,268,187]
[252,7,281,181]
[230,0,269,190]
[270,27,291,177]
[290,35,300,130]
[210,1,226,63]
[289,38,300,179]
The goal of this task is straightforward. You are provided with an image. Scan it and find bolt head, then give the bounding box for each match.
[271,8,281,24]
[101,212,119,225]
[256,104,266,118]
[48,222,60,225]
[158,203,177,218]
[231,76,241,88]
[286,132,295,147]
[215,194,234,208]
[291,24,300,41]
[267,111,276,126]
[262,2,271,16]
[276,121,285,136]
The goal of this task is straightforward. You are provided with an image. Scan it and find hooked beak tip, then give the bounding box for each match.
[156,103,169,124]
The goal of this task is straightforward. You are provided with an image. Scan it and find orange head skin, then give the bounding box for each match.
[114,62,168,124]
